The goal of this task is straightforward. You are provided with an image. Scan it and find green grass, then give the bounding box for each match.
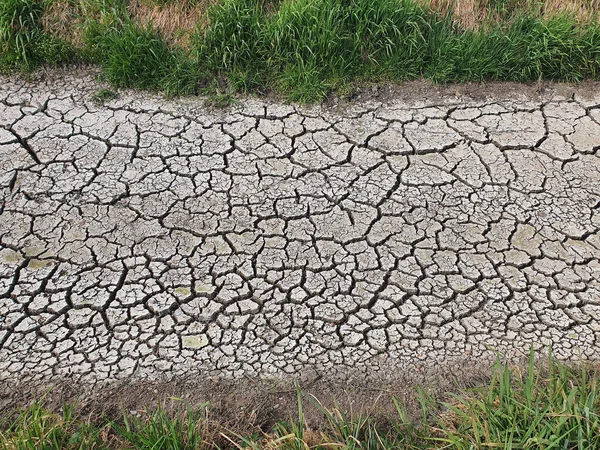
[434,349,600,449]
[2,0,600,100]
[115,401,209,450]
[195,0,267,92]
[2,353,600,449]
[91,88,119,103]
[0,0,44,67]
[83,2,202,95]
[0,0,75,70]
[0,401,108,450]
[195,0,600,99]
[195,0,600,100]
[92,20,182,90]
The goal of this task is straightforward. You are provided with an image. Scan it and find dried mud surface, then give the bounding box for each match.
[1,70,600,392]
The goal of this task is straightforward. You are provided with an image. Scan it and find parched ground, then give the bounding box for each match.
[1,71,600,388]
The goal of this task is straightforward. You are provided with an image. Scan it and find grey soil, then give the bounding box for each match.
[1,69,600,413]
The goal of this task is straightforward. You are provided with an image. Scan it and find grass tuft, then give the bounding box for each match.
[114,400,209,450]
[0,401,107,450]
[0,0,76,70]
[434,348,600,449]
[87,17,200,94]
[0,0,44,67]
[196,0,267,91]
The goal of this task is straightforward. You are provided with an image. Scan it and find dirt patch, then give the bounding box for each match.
[325,78,600,110]
[0,358,495,435]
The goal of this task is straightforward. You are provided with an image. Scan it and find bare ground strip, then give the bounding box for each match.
[1,73,600,384]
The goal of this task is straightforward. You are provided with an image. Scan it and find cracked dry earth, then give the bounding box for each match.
[1,74,600,384]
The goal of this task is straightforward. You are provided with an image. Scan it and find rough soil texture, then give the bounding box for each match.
[1,71,600,400]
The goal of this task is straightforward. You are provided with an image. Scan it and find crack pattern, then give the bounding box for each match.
[1,75,600,381]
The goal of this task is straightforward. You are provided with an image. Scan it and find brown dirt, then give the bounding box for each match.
[0,358,495,437]
[321,78,600,112]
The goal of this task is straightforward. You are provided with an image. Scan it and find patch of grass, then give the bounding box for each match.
[434,349,600,449]
[0,0,44,63]
[0,0,44,67]
[0,0,76,70]
[193,0,436,100]
[114,400,209,450]
[91,88,118,103]
[192,0,600,101]
[0,401,108,450]
[90,20,174,89]
[5,0,600,101]
[88,18,199,94]
[221,351,600,449]
[420,13,600,83]
[196,0,267,91]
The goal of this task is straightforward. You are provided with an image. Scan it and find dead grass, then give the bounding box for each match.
[428,0,600,29]
[128,0,209,46]
[428,0,482,28]
[541,0,600,23]
[41,0,86,46]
